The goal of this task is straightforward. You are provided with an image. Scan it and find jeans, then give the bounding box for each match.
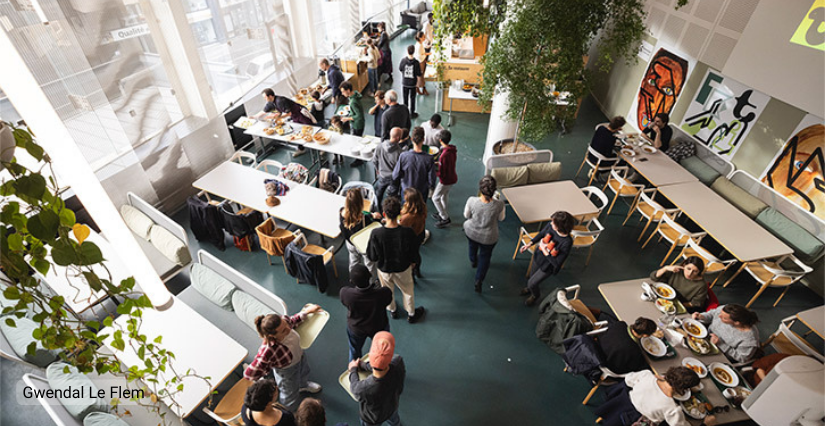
[360,410,401,426]
[375,176,399,213]
[467,237,496,282]
[273,355,310,410]
[432,182,453,221]
[368,68,378,93]
[377,267,415,314]
[402,86,416,114]
[346,241,377,277]
[347,323,390,361]
[527,264,553,299]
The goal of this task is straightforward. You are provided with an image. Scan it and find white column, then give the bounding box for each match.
[268,3,298,94]
[385,0,397,33]
[284,0,316,58]
[349,0,362,37]
[0,27,174,310]
[483,88,519,165]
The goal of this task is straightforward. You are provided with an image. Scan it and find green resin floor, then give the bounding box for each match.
[3,31,821,426]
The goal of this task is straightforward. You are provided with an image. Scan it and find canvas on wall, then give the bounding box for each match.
[760,114,825,219]
[679,69,771,159]
[627,45,696,132]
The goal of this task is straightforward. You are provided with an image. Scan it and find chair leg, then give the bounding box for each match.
[622,203,636,226]
[575,157,587,178]
[596,417,603,424]
[773,286,791,307]
[513,238,522,260]
[283,259,289,274]
[723,263,746,288]
[606,192,619,215]
[642,229,657,249]
[331,254,339,278]
[266,254,272,265]
[582,378,603,405]
[637,218,653,242]
[585,245,594,266]
[526,256,534,278]
[661,242,678,266]
[587,168,597,186]
[746,279,773,308]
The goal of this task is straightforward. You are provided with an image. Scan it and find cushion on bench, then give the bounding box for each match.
[680,156,721,185]
[189,264,236,311]
[491,166,529,188]
[149,226,192,266]
[120,205,154,240]
[755,208,825,263]
[0,317,60,367]
[710,177,769,218]
[83,413,131,426]
[46,362,108,419]
[232,291,277,332]
[526,162,562,184]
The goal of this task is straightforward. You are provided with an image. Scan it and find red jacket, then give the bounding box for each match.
[437,144,458,185]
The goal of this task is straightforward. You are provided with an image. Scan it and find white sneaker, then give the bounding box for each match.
[292,149,307,158]
[422,229,430,245]
[299,381,322,394]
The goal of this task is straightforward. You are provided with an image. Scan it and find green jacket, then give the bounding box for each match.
[349,91,365,130]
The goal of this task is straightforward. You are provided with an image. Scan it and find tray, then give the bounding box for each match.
[338,354,370,401]
[294,304,329,350]
[350,222,382,254]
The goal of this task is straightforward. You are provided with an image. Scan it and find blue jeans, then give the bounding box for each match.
[467,237,496,282]
[360,410,401,426]
[347,323,390,361]
[375,176,399,213]
[273,355,310,410]
[368,68,378,93]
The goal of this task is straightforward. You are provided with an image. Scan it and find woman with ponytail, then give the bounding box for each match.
[244,306,324,410]
[692,304,760,362]
[241,379,296,426]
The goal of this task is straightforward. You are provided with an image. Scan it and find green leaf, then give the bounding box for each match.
[31,258,50,276]
[3,286,20,300]
[102,316,113,327]
[0,180,16,197]
[13,128,32,147]
[153,335,162,344]
[24,140,44,161]
[14,174,46,200]
[112,338,125,351]
[51,239,79,266]
[58,208,75,227]
[77,241,103,265]
[27,210,59,241]
[82,272,103,292]
[4,318,15,327]
[7,233,23,251]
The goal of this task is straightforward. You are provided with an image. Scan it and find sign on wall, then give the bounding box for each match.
[790,0,825,51]
[760,114,825,219]
[627,45,696,132]
[679,69,771,159]
[110,24,150,42]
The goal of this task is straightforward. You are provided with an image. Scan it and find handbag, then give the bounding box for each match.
[264,179,290,196]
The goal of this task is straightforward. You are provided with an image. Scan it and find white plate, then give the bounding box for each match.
[641,336,667,357]
[653,283,676,300]
[642,145,657,154]
[682,357,708,378]
[673,389,692,401]
[655,298,677,314]
[681,395,708,420]
[621,148,636,157]
[709,362,739,387]
[682,319,709,339]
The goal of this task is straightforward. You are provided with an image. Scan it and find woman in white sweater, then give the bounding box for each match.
[595,366,717,426]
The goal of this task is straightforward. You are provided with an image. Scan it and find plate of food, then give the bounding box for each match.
[337,106,351,116]
[234,117,257,129]
[709,362,739,387]
[686,336,714,356]
[673,389,692,402]
[621,148,636,157]
[641,336,667,357]
[682,319,708,339]
[680,394,709,419]
[653,283,676,300]
[299,88,309,96]
[301,125,316,136]
[462,83,473,92]
[655,298,676,314]
[313,131,331,145]
[681,357,708,378]
[641,145,657,154]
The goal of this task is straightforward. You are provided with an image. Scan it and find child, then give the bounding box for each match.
[309,90,325,125]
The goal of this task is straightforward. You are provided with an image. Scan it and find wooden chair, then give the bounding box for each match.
[671,238,737,288]
[293,230,338,280]
[727,254,813,308]
[642,213,706,266]
[513,227,539,277]
[622,188,679,242]
[761,314,824,362]
[256,159,284,175]
[255,217,296,272]
[581,186,609,218]
[203,378,254,425]
[576,146,619,186]
[602,166,645,215]
[570,218,604,267]
[230,151,257,167]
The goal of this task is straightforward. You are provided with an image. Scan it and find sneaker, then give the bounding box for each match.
[431,213,442,221]
[474,280,482,293]
[411,112,419,119]
[292,148,307,158]
[389,310,399,319]
[422,229,430,244]
[299,381,322,394]
[350,159,364,167]
[519,288,531,296]
[524,295,537,307]
[435,218,451,229]
[407,307,426,323]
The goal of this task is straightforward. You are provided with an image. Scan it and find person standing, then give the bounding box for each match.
[366,197,426,323]
[340,265,393,361]
[421,114,444,147]
[364,39,380,96]
[369,90,387,138]
[340,82,365,137]
[398,45,422,118]
[414,31,430,96]
[319,58,345,105]
[392,127,436,200]
[432,129,456,228]
[270,94,316,159]
[252,88,279,119]
[348,332,405,426]
[463,175,506,293]
[340,188,381,276]
[244,307,324,410]
[381,91,411,140]
[398,188,427,278]
[372,127,404,212]
[376,22,393,85]
[519,211,576,306]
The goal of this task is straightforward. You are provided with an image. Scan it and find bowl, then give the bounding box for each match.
[654,283,676,300]
[641,336,667,357]
[642,145,657,154]
[621,148,636,157]
[682,357,708,378]
[655,298,676,314]
[709,362,739,387]
[673,389,692,401]
[682,319,708,339]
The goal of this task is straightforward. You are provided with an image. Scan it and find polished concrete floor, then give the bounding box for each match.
[3,31,822,426]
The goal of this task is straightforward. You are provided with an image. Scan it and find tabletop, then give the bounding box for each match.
[101,297,247,418]
[502,180,600,224]
[193,162,344,238]
[447,86,477,101]
[598,278,751,425]
[245,121,379,161]
[619,144,698,187]
[658,181,792,262]
[796,305,825,339]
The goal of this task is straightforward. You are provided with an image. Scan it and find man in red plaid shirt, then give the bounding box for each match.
[244,305,323,409]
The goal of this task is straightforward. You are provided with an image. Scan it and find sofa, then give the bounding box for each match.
[671,127,735,186]
[400,1,432,31]
[486,150,561,189]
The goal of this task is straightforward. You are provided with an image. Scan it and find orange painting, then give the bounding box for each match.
[762,124,825,218]
[636,48,689,130]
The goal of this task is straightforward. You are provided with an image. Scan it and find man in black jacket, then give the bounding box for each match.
[319,58,345,105]
[597,317,656,374]
[380,90,411,140]
[398,45,421,118]
[340,265,393,361]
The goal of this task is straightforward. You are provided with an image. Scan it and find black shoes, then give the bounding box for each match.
[389,310,399,319]
[408,307,426,323]
[474,280,482,293]
[435,218,451,228]
[524,295,537,306]
[520,288,531,296]
[411,112,419,119]
[431,213,442,221]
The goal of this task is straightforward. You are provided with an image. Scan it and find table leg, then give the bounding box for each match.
[448,98,454,127]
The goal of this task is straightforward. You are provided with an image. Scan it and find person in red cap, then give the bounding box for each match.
[348,331,405,426]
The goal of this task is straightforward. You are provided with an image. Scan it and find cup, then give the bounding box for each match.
[723,388,736,399]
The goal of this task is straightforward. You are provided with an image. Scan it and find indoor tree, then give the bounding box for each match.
[0,124,208,424]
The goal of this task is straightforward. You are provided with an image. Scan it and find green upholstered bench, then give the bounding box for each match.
[710,177,769,219]
[756,208,825,263]
[680,156,721,185]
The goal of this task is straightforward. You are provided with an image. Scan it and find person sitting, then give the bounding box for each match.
[588,116,625,168]
[692,304,760,363]
[641,112,673,151]
[241,378,297,426]
[597,317,657,375]
[750,353,793,386]
[519,211,576,306]
[327,115,345,165]
[650,256,708,311]
[595,366,717,426]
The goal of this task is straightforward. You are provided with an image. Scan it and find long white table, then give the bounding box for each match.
[502,180,600,225]
[244,121,380,162]
[102,297,247,418]
[796,306,825,339]
[599,279,750,425]
[193,161,344,239]
[618,142,698,187]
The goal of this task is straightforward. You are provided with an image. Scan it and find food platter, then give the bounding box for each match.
[682,319,708,338]
[686,335,718,356]
[462,83,473,92]
[641,145,657,154]
[337,105,351,116]
[681,357,708,378]
[709,362,739,387]
[641,336,667,357]
[234,117,257,129]
[313,131,331,145]
[680,394,709,419]
[653,283,676,300]
[655,298,676,314]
